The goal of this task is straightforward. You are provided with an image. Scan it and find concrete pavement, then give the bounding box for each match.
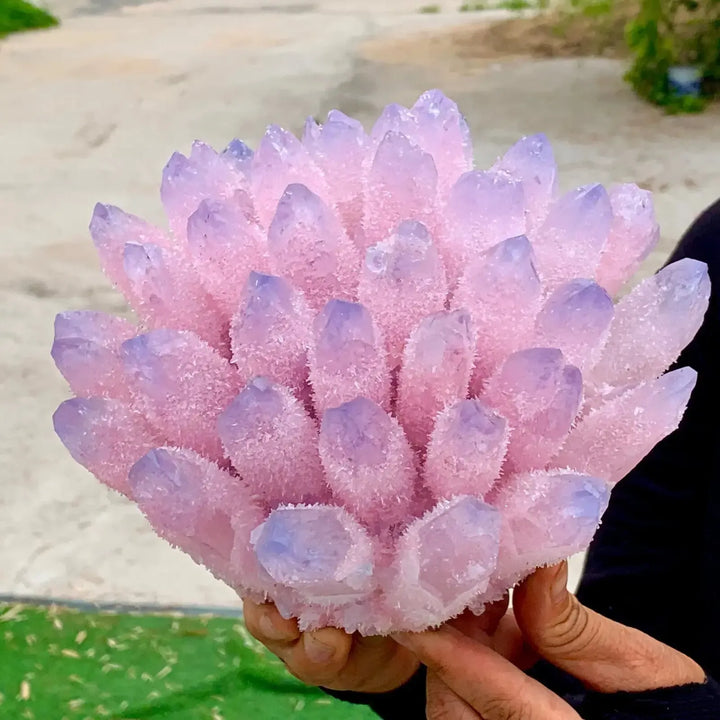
[1,0,719,607]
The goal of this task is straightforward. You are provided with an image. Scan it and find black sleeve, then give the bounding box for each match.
[322,666,427,720]
[579,678,720,719]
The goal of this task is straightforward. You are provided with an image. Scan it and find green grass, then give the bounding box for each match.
[459,2,488,10]
[0,603,376,720]
[419,3,441,12]
[0,0,58,39]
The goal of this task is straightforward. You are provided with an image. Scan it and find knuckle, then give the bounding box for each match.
[243,616,265,643]
[427,696,462,720]
[286,655,346,688]
[541,597,599,658]
[480,696,534,720]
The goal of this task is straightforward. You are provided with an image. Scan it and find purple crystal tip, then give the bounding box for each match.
[321,397,391,466]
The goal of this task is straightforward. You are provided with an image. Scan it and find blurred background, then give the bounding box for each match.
[1,0,719,717]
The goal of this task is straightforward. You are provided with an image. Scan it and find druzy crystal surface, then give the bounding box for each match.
[53,90,709,633]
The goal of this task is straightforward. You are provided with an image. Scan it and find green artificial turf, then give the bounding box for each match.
[0,603,377,720]
[0,0,59,39]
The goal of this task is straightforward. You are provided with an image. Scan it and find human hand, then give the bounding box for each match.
[242,599,420,692]
[395,562,706,719]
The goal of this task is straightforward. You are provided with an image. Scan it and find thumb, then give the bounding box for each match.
[513,562,705,693]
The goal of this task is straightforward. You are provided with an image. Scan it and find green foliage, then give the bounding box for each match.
[460,0,542,10]
[625,0,720,111]
[419,3,442,12]
[498,0,533,9]
[567,0,615,17]
[0,0,58,39]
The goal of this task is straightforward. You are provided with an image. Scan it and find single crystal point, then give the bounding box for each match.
[230,272,313,396]
[267,183,360,309]
[161,141,247,239]
[553,367,697,485]
[122,241,225,350]
[591,258,710,387]
[533,280,614,372]
[443,170,526,283]
[358,221,448,367]
[410,90,473,193]
[303,111,368,243]
[89,203,171,296]
[319,398,416,530]
[455,235,543,389]
[596,184,660,296]
[492,133,558,224]
[52,311,136,400]
[251,125,329,226]
[489,471,609,592]
[186,193,268,314]
[363,131,439,249]
[397,309,476,448]
[507,366,583,473]
[129,447,266,592]
[120,329,241,460]
[222,139,254,177]
[370,103,416,145]
[532,183,613,285]
[483,349,583,472]
[217,377,327,506]
[389,497,500,629]
[53,397,158,496]
[309,300,390,416]
[425,399,509,500]
[251,504,376,604]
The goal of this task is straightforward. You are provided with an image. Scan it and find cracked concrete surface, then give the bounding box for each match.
[1,0,719,607]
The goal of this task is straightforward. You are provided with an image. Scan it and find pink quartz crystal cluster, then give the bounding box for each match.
[52,91,710,633]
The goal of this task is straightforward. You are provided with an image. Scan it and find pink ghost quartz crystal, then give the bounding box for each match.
[129,446,266,595]
[52,90,709,633]
[454,234,543,388]
[308,299,390,415]
[318,397,416,531]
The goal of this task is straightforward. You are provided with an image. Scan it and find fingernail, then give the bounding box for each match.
[391,632,411,648]
[304,633,336,664]
[550,562,569,604]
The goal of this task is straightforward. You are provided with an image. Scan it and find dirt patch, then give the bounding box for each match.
[361,3,635,72]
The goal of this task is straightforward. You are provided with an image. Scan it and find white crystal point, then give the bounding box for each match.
[455,234,542,386]
[492,133,557,223]
[533,183,613,285]
[389,496,501,629]
[319,397,416,531]
[309,299,390,415]
[425,399,509,500]
[591,258,710,387]
[554,366,698,485]
[490,471,610,591]
[358,220,448,367]
[251,504,376,605]
[534,279,614,372]
[397,308,476,448]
